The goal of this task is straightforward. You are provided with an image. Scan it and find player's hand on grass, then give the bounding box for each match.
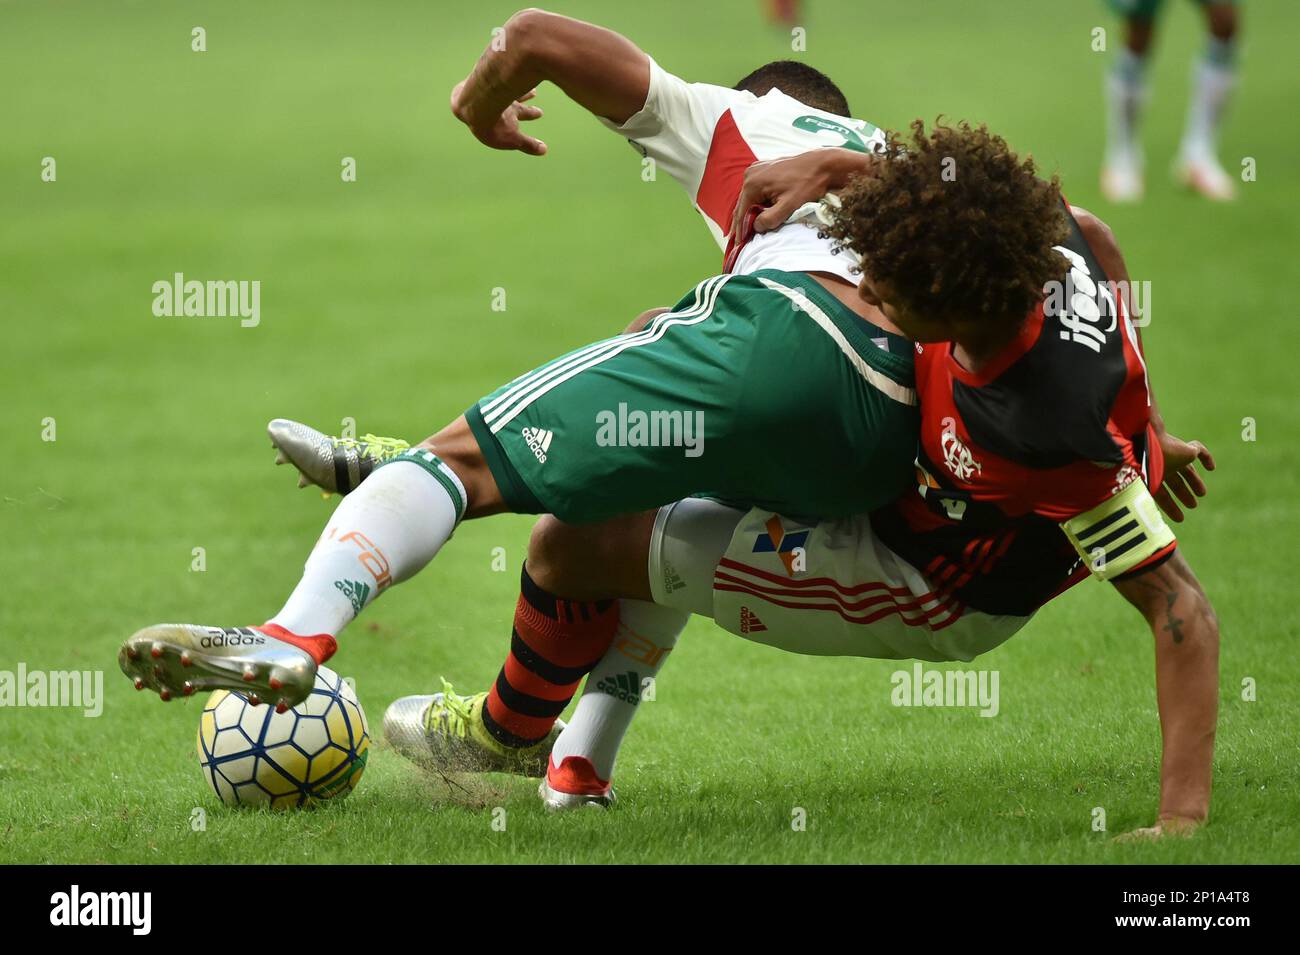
[1153,430,1216,523]
[1114,815,1203,843]
[450,81,547,156]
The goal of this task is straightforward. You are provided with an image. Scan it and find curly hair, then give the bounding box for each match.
[825,120,1068,326]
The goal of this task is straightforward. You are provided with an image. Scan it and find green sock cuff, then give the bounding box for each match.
[382,449,468,522]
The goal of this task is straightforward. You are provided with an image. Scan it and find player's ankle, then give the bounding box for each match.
[257,622,338,664]
[547,755,611,796]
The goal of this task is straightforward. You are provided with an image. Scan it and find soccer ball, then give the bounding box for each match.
[196,665,370,809]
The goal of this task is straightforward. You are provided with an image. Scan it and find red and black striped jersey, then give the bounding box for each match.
[871,207,1176,617]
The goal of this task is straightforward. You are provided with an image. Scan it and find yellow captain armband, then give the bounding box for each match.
[1061,478,1176,581]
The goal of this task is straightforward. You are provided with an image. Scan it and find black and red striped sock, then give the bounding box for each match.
[481,565,619,749]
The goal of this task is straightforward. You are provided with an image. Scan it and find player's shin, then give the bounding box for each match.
[120,447,469,708]
[1102,47,1148,201]
[537,498,740,807]
[1177,35,1237,196]
[267,450,467,642]
[542,600,689,809]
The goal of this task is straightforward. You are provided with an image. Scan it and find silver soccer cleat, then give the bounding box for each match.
[267,418,410,495]
[118,624,319,711]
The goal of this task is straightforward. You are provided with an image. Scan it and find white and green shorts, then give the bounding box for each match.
[649,498,1032,663]
[467,270,917,525]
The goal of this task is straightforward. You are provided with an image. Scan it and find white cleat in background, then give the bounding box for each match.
[1175,153,1238,201]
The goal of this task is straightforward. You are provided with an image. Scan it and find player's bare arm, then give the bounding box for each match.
[450,9,652,154]
[1111,550,1220,840]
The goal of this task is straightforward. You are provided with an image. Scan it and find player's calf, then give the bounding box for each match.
[124,424,480,708]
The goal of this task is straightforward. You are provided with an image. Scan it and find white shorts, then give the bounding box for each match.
[648,499,1032,663]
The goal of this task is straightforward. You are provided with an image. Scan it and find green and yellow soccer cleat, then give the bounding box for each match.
[267,418,410,495]
[382,681,562,778]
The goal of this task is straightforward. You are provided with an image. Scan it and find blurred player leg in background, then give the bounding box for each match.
[1175,1,1239,199]
[1102,3,1154,202]
[1103,0,1240,202]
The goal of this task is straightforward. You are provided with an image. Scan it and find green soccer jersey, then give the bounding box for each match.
[467,271,919,525]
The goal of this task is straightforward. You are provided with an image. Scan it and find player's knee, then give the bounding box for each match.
[415,418,505,518]
[526,516,590,594]
[1125,17,1155,55]
[526,512,655,600]
[1206,3,1237,41]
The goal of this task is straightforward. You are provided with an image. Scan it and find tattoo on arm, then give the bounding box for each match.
[1164,591,1184,644]
[1115,551,1211,648]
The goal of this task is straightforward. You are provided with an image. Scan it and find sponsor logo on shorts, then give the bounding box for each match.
[200,627,266,649]
[522,426,553,464]
[739,607,767,634]
[753,515,808,576]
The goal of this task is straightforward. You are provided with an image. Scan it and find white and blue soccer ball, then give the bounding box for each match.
[196,665,370,809]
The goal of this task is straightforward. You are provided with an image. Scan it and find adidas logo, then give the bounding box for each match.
[521,426,553,464]
[596,670,644,705]
[739,607,767,634]
[334,579,371,615]
[200,627,266,649]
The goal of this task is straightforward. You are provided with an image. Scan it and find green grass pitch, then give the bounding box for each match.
[1,0,1296,864]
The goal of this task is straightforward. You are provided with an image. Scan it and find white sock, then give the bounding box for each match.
[268,450,466,637]
[1180,41,1236,163]
[551,599,689,782]
[1105,47,1148,165]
